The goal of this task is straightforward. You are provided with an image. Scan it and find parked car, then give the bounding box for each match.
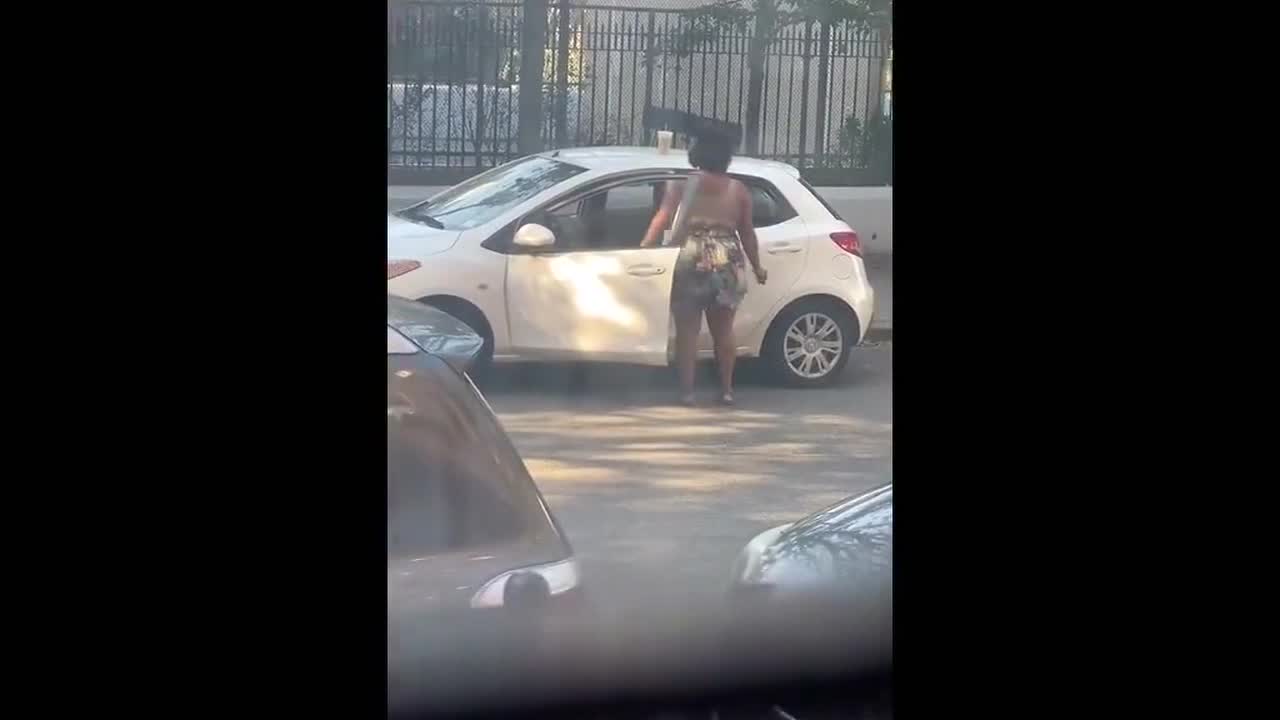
[388,146,875,386]
[387,321,580,617]
[731,483,892,600]
[719,484,893,720]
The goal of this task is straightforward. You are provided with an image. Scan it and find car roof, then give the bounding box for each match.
[539,146,800,178]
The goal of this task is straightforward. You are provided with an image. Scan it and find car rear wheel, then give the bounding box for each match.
[763,298,857,387]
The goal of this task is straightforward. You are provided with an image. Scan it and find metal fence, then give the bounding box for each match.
[388,1,891,185]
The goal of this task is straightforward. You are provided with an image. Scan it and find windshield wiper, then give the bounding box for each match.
[399,210,444,229]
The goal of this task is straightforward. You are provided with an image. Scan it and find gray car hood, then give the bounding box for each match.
[387,295,484,372]
[736,485,892,592]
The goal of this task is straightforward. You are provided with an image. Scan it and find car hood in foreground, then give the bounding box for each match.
[387,295,483,371]
[387,213,462,261]
[735,484,892,592]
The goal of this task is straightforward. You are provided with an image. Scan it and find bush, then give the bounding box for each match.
[837,111,892,168]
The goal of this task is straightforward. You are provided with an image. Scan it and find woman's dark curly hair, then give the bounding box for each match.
[688,131,733,174]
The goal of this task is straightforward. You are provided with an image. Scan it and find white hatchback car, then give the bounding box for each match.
[388,147,874,387]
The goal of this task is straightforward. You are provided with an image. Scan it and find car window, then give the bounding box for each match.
[742,180,798,228]
[396,156,587,231]
[526,175,799,252]
[604,184,659,213]
[387,354,550,558]
[531,179,669,252]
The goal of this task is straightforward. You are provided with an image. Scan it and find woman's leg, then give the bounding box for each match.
[706,304,737,397]
[673,304,703,400]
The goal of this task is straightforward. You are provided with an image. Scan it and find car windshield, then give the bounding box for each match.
[396,156,587,230]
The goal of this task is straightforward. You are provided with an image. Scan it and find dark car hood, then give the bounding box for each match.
[387,294,484,371]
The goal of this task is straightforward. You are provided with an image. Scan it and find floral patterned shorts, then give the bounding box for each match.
[671,224,748,314]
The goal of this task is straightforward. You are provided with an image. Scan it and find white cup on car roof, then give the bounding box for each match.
[656,130,673,154]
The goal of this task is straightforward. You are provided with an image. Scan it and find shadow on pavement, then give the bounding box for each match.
[476,345,892,615]
[478,350,884,399]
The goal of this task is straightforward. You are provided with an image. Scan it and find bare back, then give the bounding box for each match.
[671,172,744,232]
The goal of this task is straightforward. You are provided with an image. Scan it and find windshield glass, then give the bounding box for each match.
[397,156,587,230]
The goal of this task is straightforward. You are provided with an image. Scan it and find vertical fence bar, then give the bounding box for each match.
[778,25,788,161]
[699,25,708,117]
[670,16,680,133]
[860,28,870,165]
[617,14,626,143]
[712,19,722,121]
[828,22,840,163]
[839,26,851,166]
[447,11,456,165]
[629,14,640,143]
[798,21,811,166]
[760,38,769,156]
[387,11,394,165]
[814,19,830,161]
[576,7,586,142]
[771,30,782,158]
[645,11,655,143]
[586,13,596,144]
[685,16,693,121]
[540,5,553,147]
[737,22,746,131]
[555,0,571,148]
[517,0,546,155]
[427,9,434,166]
[602,11,612,144]
[663,14,672,132]
[491,8,502,166]
[474,9,485,167]
[507,7,517,158]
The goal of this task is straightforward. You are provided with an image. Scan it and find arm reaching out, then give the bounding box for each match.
[640,180,682,248]
[736,182,766,284]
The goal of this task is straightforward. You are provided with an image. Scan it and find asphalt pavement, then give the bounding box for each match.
[481,342,893,618]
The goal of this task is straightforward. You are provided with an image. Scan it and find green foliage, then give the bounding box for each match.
[670,0,891,53]
[543,13,586,85]
[837,112,892,167]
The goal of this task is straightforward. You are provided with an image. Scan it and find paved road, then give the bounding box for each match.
[481,342,893,618]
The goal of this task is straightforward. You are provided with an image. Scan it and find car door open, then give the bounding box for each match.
[506,244,681,364]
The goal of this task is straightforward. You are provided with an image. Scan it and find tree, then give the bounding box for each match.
[676,0,891,157]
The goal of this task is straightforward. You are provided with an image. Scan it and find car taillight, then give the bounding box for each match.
[470,557,581,609]
[830,231,862,257]
[387,260,420,279]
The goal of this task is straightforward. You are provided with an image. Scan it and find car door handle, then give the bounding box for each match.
[627,265,666,276]
[767,243,803,255]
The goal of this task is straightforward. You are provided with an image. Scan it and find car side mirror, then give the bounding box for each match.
[513,223,556,250]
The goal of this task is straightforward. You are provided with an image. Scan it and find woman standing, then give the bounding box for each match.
[641,133,768,406]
